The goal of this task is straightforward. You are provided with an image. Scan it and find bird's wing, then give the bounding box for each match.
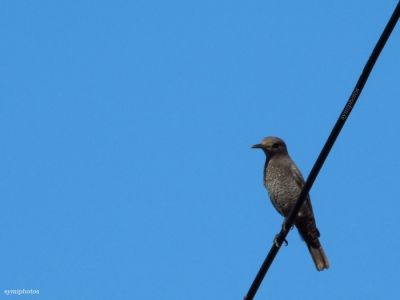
[290,162,316,217]
[289,163,305,189]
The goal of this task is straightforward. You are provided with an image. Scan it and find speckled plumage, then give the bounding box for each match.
[253,136,329,271]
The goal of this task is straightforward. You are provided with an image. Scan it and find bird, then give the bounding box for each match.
[252,136,329,271]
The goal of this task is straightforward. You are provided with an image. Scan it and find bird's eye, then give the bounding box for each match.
[272,143,280,149]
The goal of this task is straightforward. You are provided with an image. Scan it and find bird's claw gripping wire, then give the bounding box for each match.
[273,221,293,247]
[273,234,288,247]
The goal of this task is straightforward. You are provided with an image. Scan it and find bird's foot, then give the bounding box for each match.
[274,234,288,247]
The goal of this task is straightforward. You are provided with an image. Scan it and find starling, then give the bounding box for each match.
[252,136,329,271]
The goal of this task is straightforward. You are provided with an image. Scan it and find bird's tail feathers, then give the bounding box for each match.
[307,244,329,271]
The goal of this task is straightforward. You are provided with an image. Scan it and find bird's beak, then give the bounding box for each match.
[251,143,263,149]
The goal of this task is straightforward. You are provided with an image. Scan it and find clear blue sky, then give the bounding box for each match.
[1,1,399,299]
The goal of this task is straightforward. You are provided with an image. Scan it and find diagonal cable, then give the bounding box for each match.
[244,2,400,299]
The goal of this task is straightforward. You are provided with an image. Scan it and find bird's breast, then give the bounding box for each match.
[264,162,302,215]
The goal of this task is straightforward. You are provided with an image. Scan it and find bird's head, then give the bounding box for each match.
[252,136,288,157]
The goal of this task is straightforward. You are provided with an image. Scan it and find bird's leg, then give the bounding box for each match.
[281,219,293,233]
[282,217,296,233]
[273,219,292,247]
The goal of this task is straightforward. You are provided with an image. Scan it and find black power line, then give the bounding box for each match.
[244,2,400,299]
